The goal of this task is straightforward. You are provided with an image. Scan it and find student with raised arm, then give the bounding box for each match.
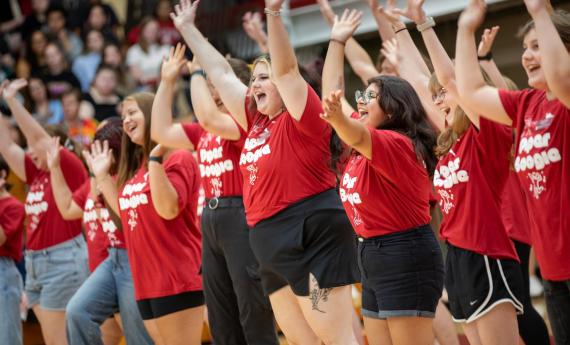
[86,92,204,345]
[172,1,360,343]
[45,118,153,345]
[322,11,443,345]
[0,157,26,345]
[0,79,89,345]
[455,1,570,343]
[151,43,278,345]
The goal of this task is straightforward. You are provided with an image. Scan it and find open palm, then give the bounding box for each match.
[161,43,187,83]
[2,79,28,100]
[458,0,487,31]
[394,0,427,24]
[170,0,199,30]
[83,140,113,180]
[331,9,363,43]
[46,137,62,170]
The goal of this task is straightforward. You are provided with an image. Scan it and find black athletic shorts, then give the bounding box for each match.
[137,290,204,320]
[249,189,360,296]
[358,225,444,319]
[445,243,524,323]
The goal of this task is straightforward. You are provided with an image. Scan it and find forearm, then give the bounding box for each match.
[456,27,491,103]
[421,29,455,87]
[0,119,25,181]
[50,166,82,220]
[5,97,50,148]
[148,161,179,220]
[328,115,367,149]
[345,39,379,84]
[151,80,176,144]
[96,175,120,215]
[532,9,570,100]
[479,60,508,89]
[266,10,299,78]
[0,225,5,246]
[322,41,346,97]
[395,28,432,78]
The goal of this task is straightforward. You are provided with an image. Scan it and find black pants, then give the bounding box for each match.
[513,240,550,345]
[201,199,278,345]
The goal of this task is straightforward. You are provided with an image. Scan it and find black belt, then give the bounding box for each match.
[205,197,243,210]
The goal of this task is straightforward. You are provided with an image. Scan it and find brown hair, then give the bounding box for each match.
[116,92,156,187]
[227,57,251,85]
[137,17,157,54]
[433,68,495,158]
[517,10,570,48]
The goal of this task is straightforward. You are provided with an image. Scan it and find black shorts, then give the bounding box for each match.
[249,189,360,296]
[137,290,204,320]
[445,243,524,323]
[358,225,444,319]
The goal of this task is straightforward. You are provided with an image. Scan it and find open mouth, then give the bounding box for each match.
[125,122,137,136]
[254,91,267,104]
[526,64,540,73]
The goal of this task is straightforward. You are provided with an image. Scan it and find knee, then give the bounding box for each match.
[65,296,88,324]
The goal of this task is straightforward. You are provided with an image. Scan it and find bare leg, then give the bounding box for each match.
[387,317,434,345]
[154,305,204,345]
[433,300,459,345]
[32,305,68,345]
[363,317,393,345]
[101,317,123,345]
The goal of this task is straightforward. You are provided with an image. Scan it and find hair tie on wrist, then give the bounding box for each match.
[394,27,407,34]
[478,52,493,61]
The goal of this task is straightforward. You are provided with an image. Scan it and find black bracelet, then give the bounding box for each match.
[478,52,493,61]
[394,27,407,34]
[88,172,95,178]
[190,69,206,79]
[149,156,163,164]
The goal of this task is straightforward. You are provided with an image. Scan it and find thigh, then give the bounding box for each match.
[33,305,68,345]
[154,305,204,345]
[101,317,123,345]
[363,317,392,345]
[387,317,434,345]
[473,302,518,345]
[269,286,320,345]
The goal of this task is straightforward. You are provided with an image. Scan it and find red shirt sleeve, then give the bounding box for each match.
[182,123,205,148]
[369,128,424,182]
[71,180,91,209]
[499,89,526,122]
[164,150,198,211]
[0,198,25,239]
[60,149,89,192]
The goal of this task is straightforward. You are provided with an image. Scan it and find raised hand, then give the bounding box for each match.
[380,38,400,70]
[377,0,402,26]
[320,90,345,124]
[2,79,27,100]
[170,0,200,30]
[523,0,553,16]
[265,0,285,11]
[45,137,62,170]
[316,0,336,26]
[458,0,487,32]
[83,140,113,180]
[331,9,363,43]
[477,26,499,57]
[242,11,268,49]
[161,43,187,83]
[393,0,427,24]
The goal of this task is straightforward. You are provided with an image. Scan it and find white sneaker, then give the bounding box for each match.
[529,276,544,297]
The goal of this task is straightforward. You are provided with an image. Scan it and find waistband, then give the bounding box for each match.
[205,196,243,210]
[358,224,432,243]
[25,234,85,256]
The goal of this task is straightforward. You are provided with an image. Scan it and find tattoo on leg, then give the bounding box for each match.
[309,276,332,313]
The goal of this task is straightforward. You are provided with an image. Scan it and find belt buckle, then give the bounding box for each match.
[208,197,219,210]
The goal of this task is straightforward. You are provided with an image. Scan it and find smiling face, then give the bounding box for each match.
[429,74,458,127]
[250,62,283,117]
[44,43,65,72]
[521,29,547,90]
[121,99,146,146]
[356,83,389,128]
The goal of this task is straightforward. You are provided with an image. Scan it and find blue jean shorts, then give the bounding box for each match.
[25,235,89,311]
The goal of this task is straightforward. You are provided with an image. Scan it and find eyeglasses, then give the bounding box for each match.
[431,87,447,103]
[355,90,378,104]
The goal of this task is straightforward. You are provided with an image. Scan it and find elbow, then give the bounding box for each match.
[155,203,179,220]
[60,211,76,221]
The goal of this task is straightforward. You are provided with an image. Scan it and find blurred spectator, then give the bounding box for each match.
[20,0,49,40]
[0,0,24,34]
[16,29,47,78]
[84,3,120,44]
[102,42,136,95]
[80,64,122,122]
[41,41,81,99]
[126,17,170,91]
[25,76,63,125]
[72,29,104,92]
[127,0,181,46]
[54,0,118,33]
[45,5,83,60]
[61,89,97,147]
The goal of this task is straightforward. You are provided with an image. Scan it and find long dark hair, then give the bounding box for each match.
[368,75,437,175]
[116,92,156,187]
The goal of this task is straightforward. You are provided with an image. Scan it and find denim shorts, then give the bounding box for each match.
[25,235,89,311]
[0,257,23,345]
[358,225,444,319]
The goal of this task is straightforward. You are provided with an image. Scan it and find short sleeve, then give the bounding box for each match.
[24,155,39,184]
[369,128,424,182]
[499,89,526,123]
[60,149,89,192]
[182,123,205,148]
[295,83,328,137]
[164,151,197,211]
[0,199,25,239]
[71,180,91,209]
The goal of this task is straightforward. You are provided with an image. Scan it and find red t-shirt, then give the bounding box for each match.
[499,88,570,280]
[72,179,126,272]
[502,171,531,245]
[240,84,337,226]
[340,128,431,238]
[182,123,246,199]
[118,150,202,300]
[0,196,26,261]
[435,118,518,261]
[25,149,88,250]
